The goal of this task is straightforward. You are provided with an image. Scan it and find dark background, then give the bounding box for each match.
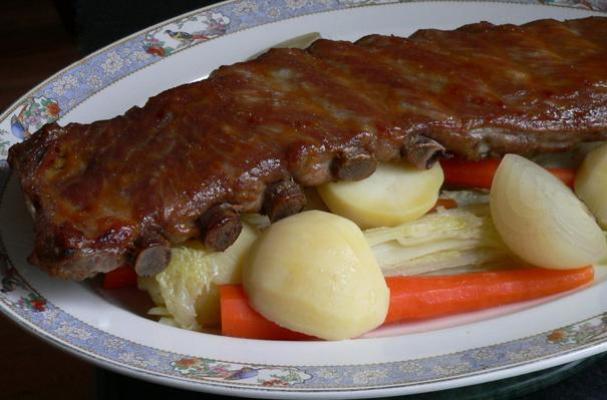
[0,1,217,397]
[2,1,607,398]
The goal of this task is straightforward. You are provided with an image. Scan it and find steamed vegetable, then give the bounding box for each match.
[441,157,576,189]
[317,161,443,228]
[221,266,594,340]
[366,205,512,276]
[220,285,311,340]
[141,206,515,329]
[384,266,593,323]
[247,32,321,60]
[138,223,258,329]
[575,143,607,228]
[138,153,606,335]
[490,154,607,269]
[242,210,389,340]
[441,158,501,189]
[143,203,515,328]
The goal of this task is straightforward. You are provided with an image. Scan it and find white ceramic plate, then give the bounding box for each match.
[1,1,607,398]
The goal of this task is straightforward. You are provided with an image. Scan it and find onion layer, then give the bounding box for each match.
[490,154,606,269]
[575,143,607,229]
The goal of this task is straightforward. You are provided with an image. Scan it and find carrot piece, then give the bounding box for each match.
[220,285,311,340]
[549,167,576,188]
[220,266,593,340]
[384,266,593,323]
[102,265,138,289]
[441,158,501,189]
[441,158,575,189]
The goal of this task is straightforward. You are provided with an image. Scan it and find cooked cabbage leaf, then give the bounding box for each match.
[366,205,513,276]
[138,223,258,330]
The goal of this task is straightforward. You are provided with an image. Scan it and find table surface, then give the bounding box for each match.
[0,1,92,398]
[1,1,606,399]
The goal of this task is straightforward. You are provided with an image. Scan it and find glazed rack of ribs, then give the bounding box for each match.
[8,16,607,280]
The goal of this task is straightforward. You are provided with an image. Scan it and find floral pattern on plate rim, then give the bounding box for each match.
[0,0,607,393]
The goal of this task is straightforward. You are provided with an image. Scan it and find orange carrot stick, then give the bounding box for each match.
[220,266,593,340]
[441,158,501,189]
[384,266,593,323]
[220,285,311,340]
[103,265,138,289]
[441,158,576,189]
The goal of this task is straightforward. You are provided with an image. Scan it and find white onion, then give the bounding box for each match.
[490,154,606,269]
[575,142,607,228]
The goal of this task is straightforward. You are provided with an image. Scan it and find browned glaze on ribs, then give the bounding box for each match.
[8,17,607,280]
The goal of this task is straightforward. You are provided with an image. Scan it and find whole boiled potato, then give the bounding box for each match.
[243,210,389,340]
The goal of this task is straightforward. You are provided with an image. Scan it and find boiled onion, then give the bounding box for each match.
[490,154,606,269]
[575,142,607,229]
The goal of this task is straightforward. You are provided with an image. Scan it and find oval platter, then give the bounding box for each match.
[1,1,607,398]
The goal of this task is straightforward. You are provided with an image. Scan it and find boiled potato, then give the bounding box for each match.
[490,154,606,269]
[243,210,389,340]
[317,161,443,228]
[140,223,258,330]
[575,142,607,228]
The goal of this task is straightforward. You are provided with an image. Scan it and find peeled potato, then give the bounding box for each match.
[317,161,443,228]
[490,154,606,269]
[243,210,389,340]
[575,142,607,228]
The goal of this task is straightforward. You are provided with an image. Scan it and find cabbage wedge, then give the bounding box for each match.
[366,205,513,276]
[138,223,258,330]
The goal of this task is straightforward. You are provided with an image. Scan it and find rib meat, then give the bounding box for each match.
[8,16,607,280]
